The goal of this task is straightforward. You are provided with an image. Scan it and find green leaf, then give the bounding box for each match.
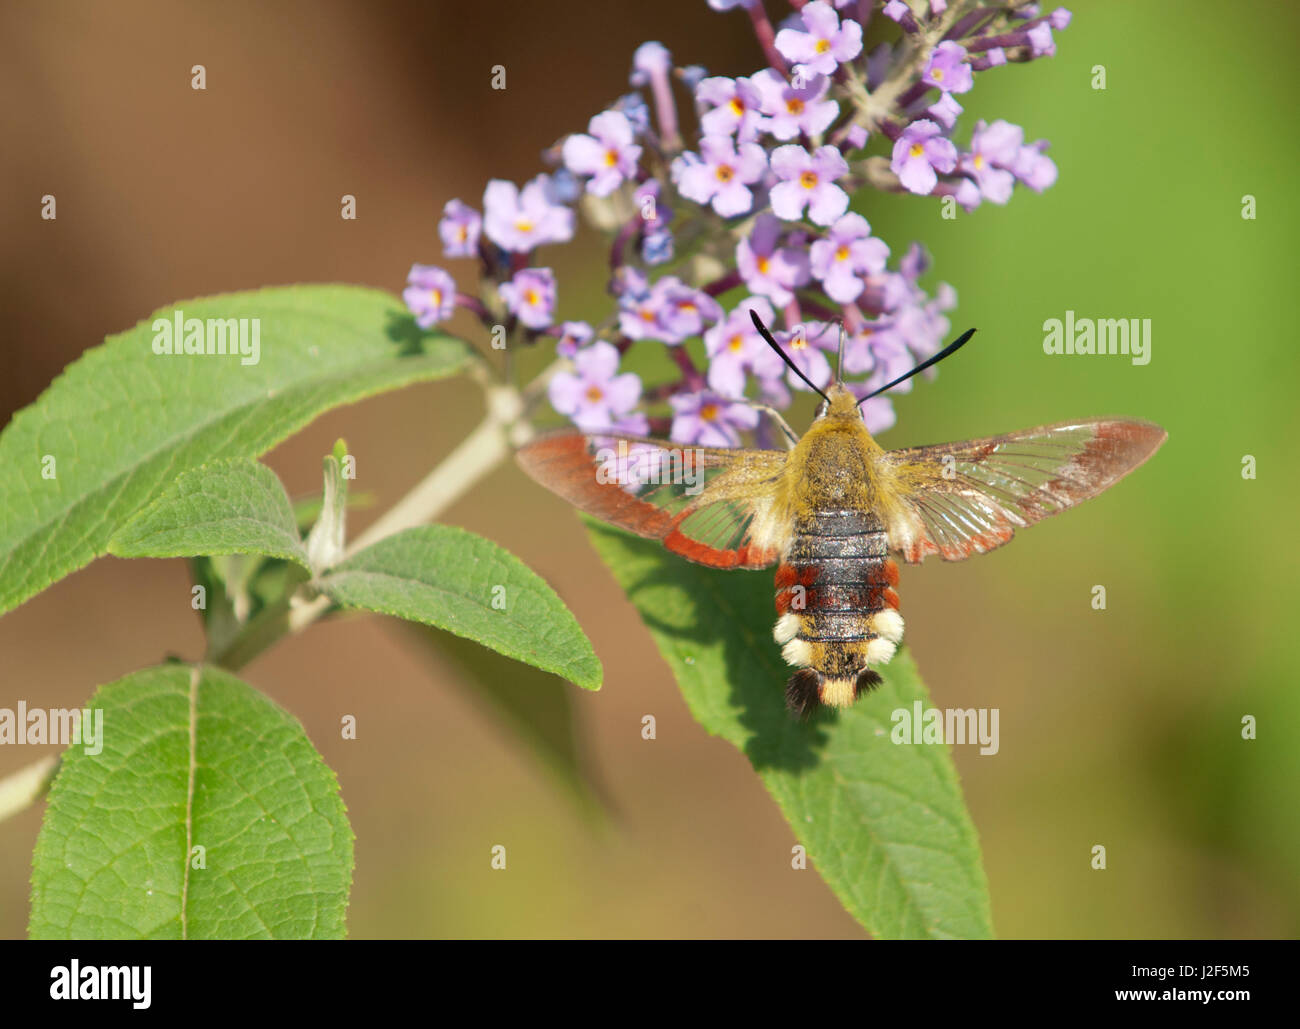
[320,525,602,691]
[586,522,993,940]
[108,458,309,569]
[0,285,466,616]
[29,664,354,939]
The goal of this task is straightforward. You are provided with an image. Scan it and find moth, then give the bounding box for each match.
[518,313,1166,715]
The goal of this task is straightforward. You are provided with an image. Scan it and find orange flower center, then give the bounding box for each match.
[908,143,925,159]
[700,403,719,421]
[835,245,850,261]
[715,164,735,183]
[729,97,745,116]
[729,334,744,352]
[514,218,534,233]
[973,153,986,169]
[429,289,442,307]
[605,148,619,167]
[931,67,945,82]
[799,170,818,189]
[815,38,831,54]
[786,98,805,115]
[585,386,604,403]
[524,289,539,306]
[757,255,771,274]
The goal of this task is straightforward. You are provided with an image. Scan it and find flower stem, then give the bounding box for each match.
[746,2,789,76]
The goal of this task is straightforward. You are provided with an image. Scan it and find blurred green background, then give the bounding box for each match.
[1,0,1296,938]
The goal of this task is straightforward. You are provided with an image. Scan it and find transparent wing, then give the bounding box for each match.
[516,430,789,569]
[882,419,1166,563]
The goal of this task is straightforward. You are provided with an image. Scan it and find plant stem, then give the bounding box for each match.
[215,358,560,669]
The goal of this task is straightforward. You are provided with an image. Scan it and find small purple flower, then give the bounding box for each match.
[543,169,581,205]
[776,321,837,393]
[927,91,963,130]
[695,76,764,141]
[842,319,890,375]
[703,296,784,397]
[549,340,647,434]
[1013,141,1058,191]
[861,323,923,393]
[554,321,593,358]
[770,144,850,225]
[970,119,1024,165]
[562,111,642,197]
[631,42,679,148]
[923,41,973,95]
[843,123,870,151]
[810,214,890,304]
[669,390,760,448]
[736,214,811,306]
[658,278,723,339]
[750,69,839,142]
[483,176,575,253]
[403,264,456,329]
[857,394,897,435]
[642,230,674,265]
[613,92,650,135]
[634,179,672,233]
[610,265,649,301]
[900,241,930,282]
[882,0,920,33]
[894,283,957,361]
[890,119,957,195]
[499,267,556,329]
[439,200,481,258]
[630,41,671,85]
[672,136,767,217]
[1027,22,1055,57]
[619,275,719,343]
[960,120,1021,203]
[775,1,863,78]
[954,176,983,212]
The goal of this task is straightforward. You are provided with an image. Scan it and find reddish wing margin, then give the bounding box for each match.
[516,430,788,569]
[882,418,1167,563]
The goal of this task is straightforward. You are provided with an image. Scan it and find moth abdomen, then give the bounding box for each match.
[773,509,904,713]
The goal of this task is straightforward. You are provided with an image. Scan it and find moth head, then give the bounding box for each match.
[817,382,864,422]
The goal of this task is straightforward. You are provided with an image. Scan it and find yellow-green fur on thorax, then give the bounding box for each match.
[782,384,891,522]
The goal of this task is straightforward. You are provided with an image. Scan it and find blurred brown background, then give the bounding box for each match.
[2,0,1297,938]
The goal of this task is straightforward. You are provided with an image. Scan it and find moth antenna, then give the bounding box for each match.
[858,327,977,406]
[749,310,832,405]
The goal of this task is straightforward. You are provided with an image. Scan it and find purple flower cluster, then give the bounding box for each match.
[404,0,1070,442]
